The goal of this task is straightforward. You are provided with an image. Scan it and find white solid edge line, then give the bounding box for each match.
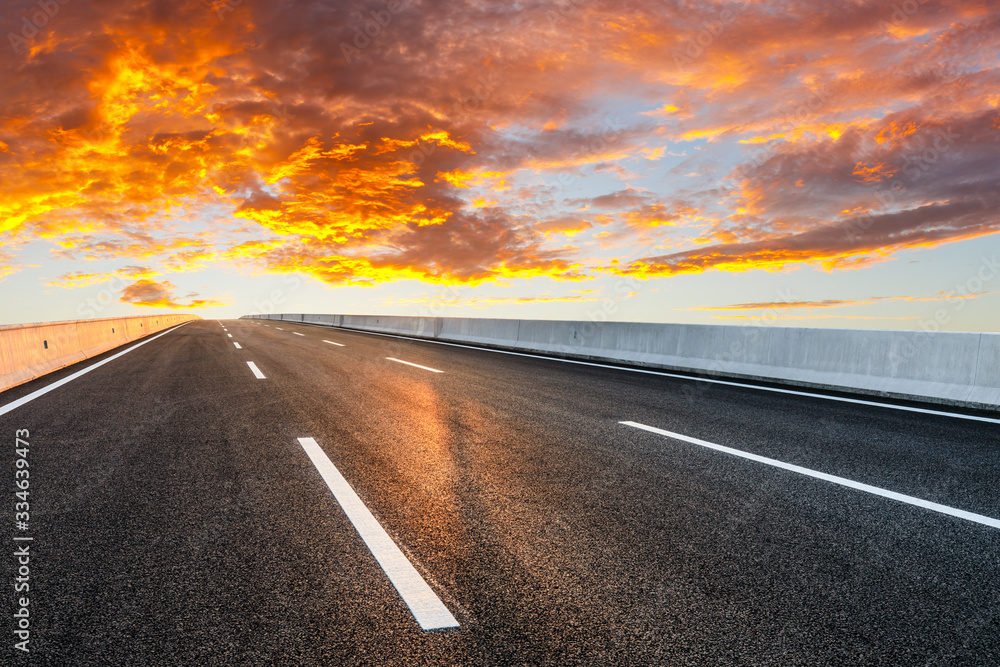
[620,420,1000,530]
[234,342,242,349]
[246,361,266,379]
[293,332,305,336]
[0,322,192,418]
[323,340,345,347]
[297,437,459,630]
[386,357,444,373]
[292,325,1000,425]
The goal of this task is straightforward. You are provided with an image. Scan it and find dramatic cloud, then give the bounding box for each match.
[0,249,22,281]
[119,280,226,309]
[0,0,997,316]
[45,266,157,288]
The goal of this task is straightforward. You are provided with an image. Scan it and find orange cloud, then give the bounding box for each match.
[45,265,158,288]
[119,279,226,309]
[0,0,997,302]
[691,290,999,312]
[535,217,593,236]
[852,161,899,183]
[714,314,924,321]
[692,299,878,311]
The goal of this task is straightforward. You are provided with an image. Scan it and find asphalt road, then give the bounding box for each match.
[3,318,999,665]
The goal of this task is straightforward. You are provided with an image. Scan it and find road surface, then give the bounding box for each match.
[3,319,999,665]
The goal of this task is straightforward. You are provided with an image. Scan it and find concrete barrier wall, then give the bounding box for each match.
[241,313,999,410]
[972,335,1000,406]
[0,314,200,394]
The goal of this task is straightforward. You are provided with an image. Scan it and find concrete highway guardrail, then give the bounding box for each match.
[0,314,200,394]
[243,313,1000,412]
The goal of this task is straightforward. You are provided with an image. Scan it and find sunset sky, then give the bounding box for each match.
[1,0,999,330]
